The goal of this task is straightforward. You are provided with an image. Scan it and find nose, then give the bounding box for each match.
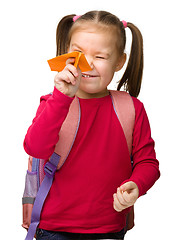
[85,55,94,69]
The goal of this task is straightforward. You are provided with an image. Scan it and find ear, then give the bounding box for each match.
[115,53,126,72]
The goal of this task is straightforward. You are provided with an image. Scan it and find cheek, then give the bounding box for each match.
[95,61,115,77]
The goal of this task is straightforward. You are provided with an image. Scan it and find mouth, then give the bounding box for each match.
[82,73,99,78]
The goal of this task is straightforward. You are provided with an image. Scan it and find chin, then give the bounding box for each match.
[81,87,100,95]
[79,84,99,94]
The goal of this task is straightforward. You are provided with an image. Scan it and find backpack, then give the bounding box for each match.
[22,90,135,240]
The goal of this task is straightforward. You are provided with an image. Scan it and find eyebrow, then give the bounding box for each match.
[71,43,83,51]
[95,51,110,58]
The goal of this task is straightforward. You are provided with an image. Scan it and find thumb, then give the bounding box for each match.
[120,181,139,204]
[120,181,137,193]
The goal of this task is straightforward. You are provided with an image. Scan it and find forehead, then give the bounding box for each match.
[69,22,118,51]
[71,21,117,38]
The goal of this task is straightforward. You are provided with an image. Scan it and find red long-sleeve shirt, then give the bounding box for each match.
[24,87,160,233]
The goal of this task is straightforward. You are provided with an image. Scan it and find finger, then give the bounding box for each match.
[64,71,76,85]
[56,66,77,84]
[122,190,133,204]
[120,182,139,201]
[65,58,79,76]
[120,181,136,193]
[122,188,138,204]
[116,188,129,206]
[55,72,74,87]
[113,193,126,212]
[66,57,75,65]
[65,64,79,78]
[55,72,71,84]
[113,194,122,212]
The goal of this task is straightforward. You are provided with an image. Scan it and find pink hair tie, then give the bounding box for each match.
[73,15,81,22]
[122,20,127,28]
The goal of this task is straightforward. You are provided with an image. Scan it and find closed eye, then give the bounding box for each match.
[96,56,105,59]
[72,48,82,53]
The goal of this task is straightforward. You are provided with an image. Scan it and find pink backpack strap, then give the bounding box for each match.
[54,97,81,169]
[110,90,135,232]
[110,90,135,155]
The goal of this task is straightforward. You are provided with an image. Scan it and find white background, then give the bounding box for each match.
[0,0,181,239]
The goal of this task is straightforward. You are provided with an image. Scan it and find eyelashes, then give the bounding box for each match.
[72,49,106,60]
[96,56,105,59]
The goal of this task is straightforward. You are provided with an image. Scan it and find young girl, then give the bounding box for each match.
[24,10,160,240]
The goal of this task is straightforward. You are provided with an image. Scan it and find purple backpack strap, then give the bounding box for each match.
[25,152,60,240]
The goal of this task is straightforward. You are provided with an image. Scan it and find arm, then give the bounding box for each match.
[23,87,74,159]
[113,98,160,211]
[129,97,160,196]
[24,58,82,159]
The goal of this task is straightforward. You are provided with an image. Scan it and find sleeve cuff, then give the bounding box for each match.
[52,87,75,103]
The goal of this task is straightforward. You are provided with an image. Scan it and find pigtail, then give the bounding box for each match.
[117,23,143,98]
[56,14,75,56]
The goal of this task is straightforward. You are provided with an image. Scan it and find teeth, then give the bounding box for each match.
[82,74,91,78]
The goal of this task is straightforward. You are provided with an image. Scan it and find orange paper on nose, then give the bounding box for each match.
[47,51,92,72]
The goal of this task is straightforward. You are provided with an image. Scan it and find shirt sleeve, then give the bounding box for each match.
[126,97,160,197]
[23,87,74,159]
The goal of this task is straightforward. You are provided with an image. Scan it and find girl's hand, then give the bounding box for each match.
[113,181,139,212]
[54,58,82,97]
